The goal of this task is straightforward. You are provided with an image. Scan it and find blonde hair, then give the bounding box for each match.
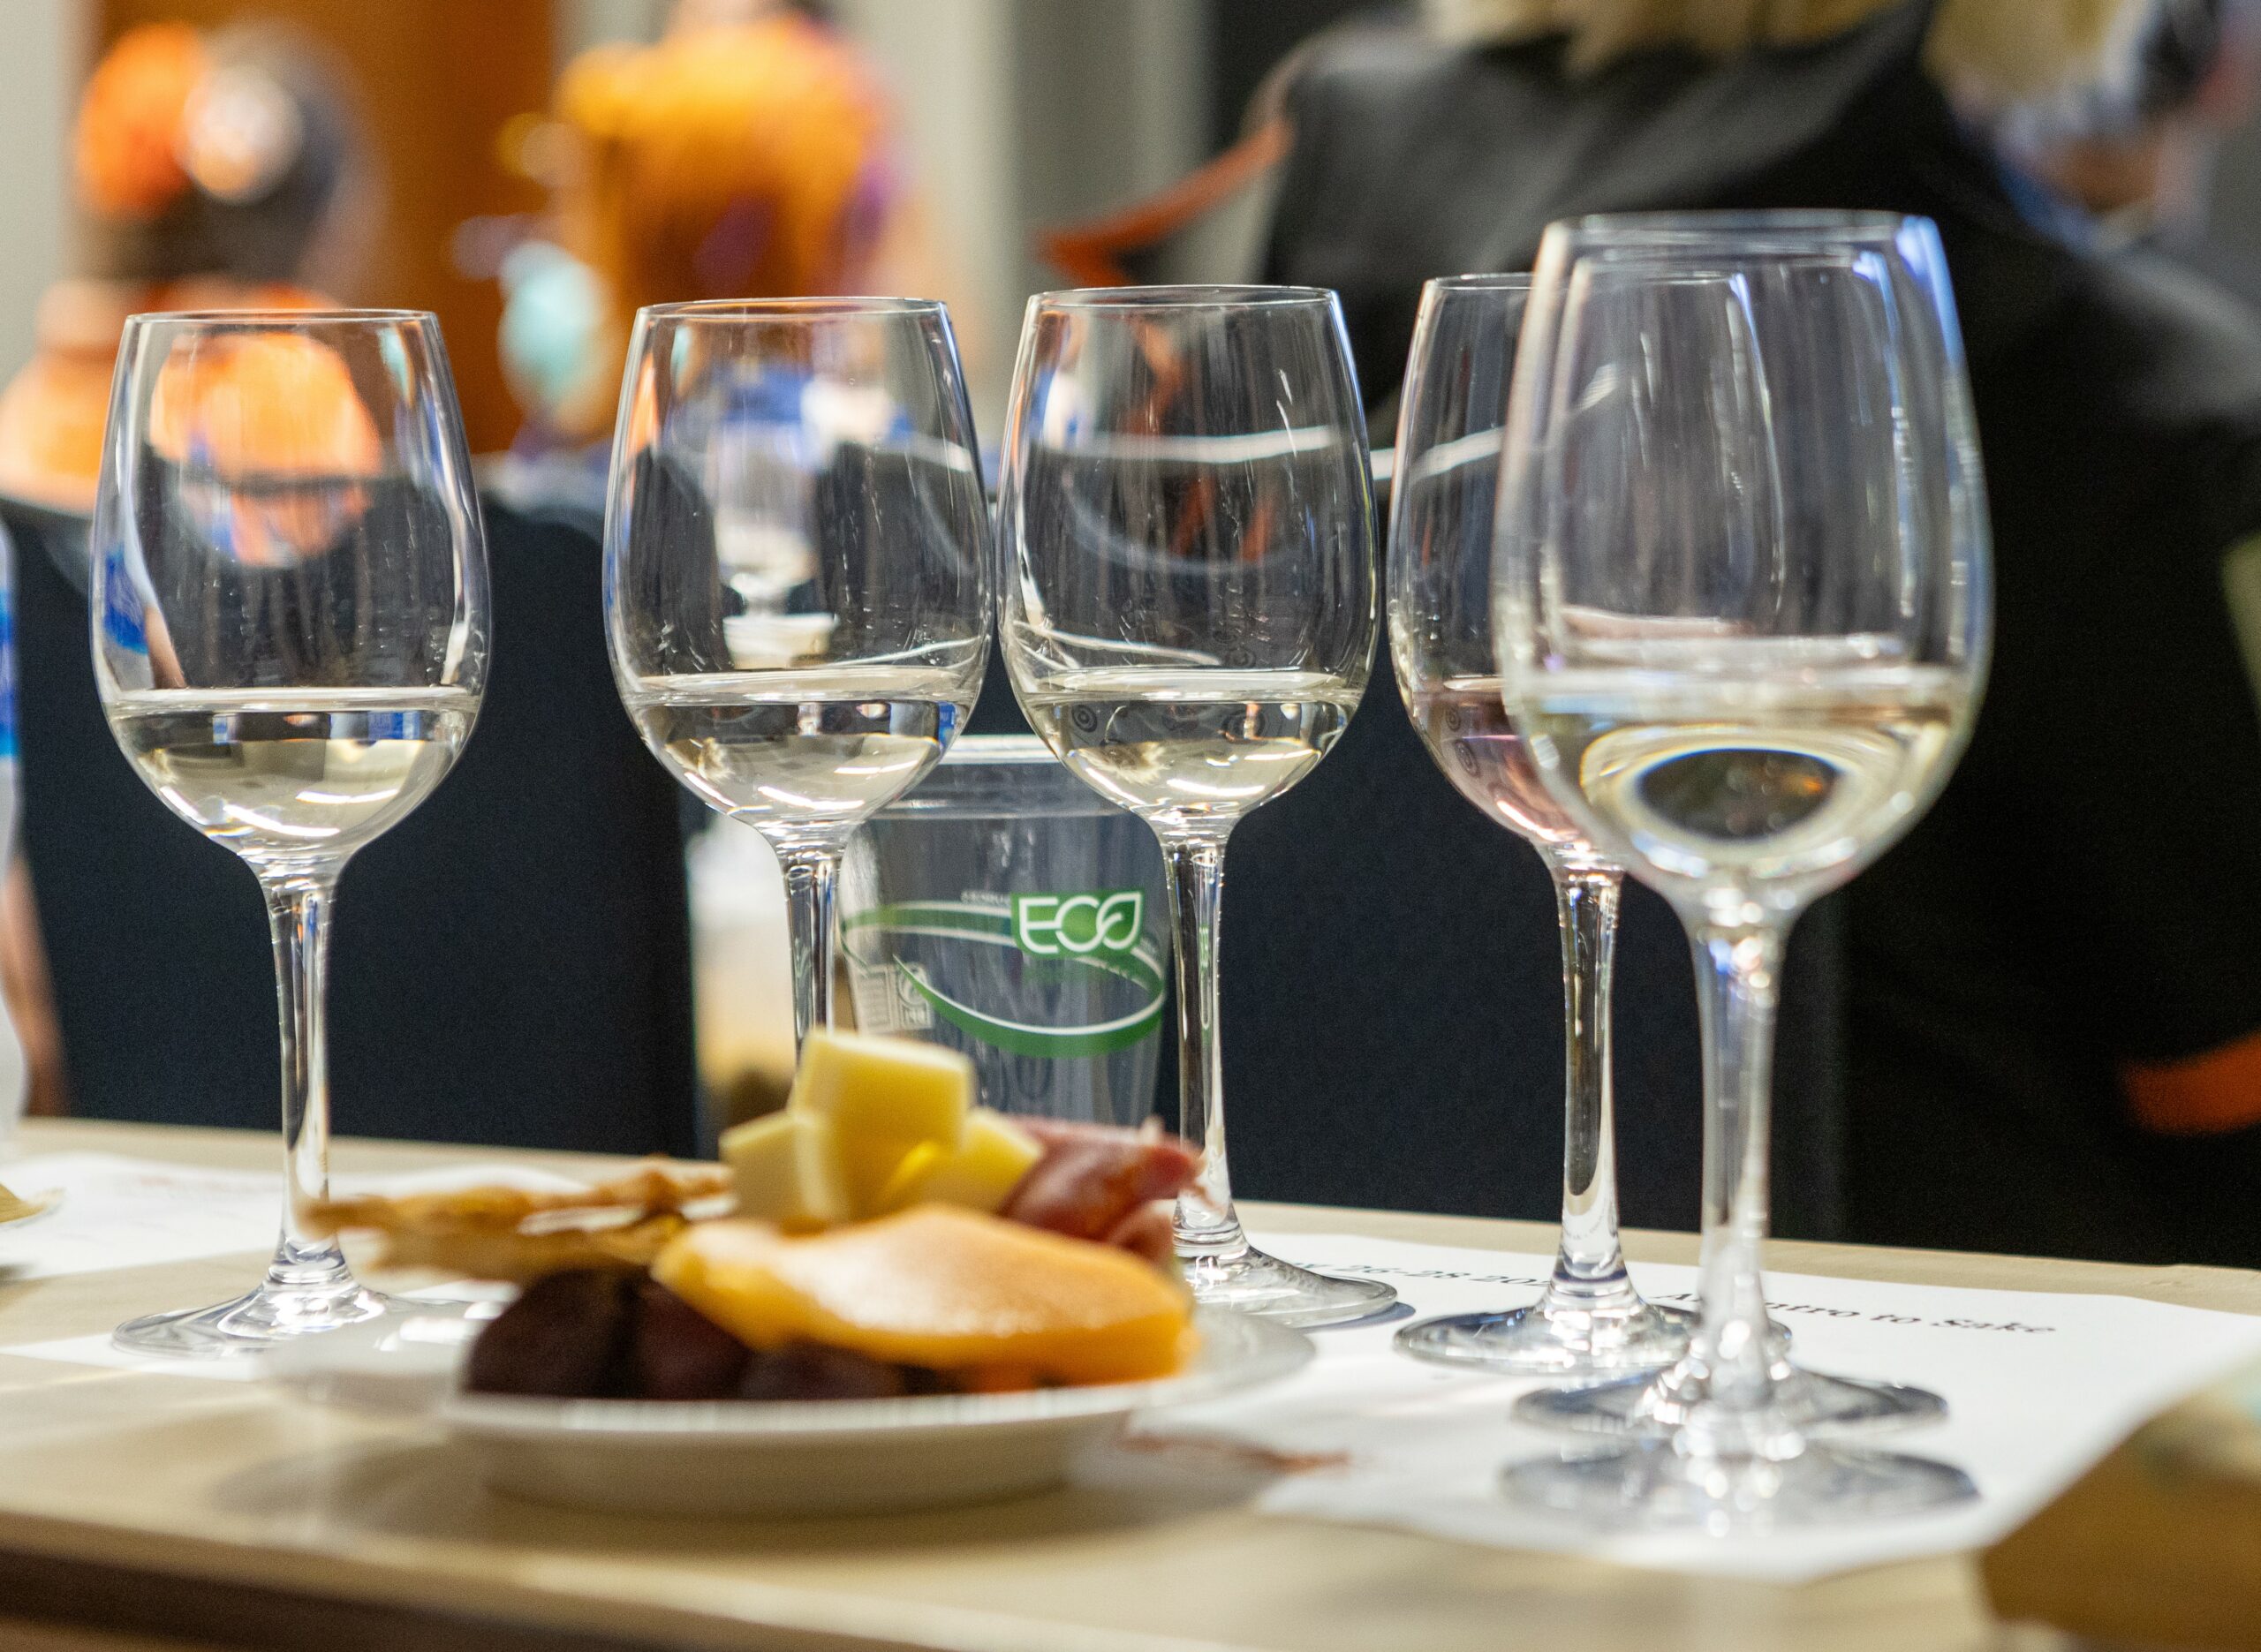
[541,12,894,437]
[1424,0,2162,109]
[556,14,890,309]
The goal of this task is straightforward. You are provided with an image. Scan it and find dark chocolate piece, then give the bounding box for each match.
[465,1269,638,1398]
[737,1341,921,1401]
[629,1279,753,1399]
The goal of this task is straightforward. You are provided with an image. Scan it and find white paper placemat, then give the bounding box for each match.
[0,1154,585,1282]
[1122,1233,2261,1582]
[0,1155,280,1279]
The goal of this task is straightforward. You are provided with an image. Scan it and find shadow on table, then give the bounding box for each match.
[207,1429,1288,1557]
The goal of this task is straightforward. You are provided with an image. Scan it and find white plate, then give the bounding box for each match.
[271,1302,1311,1516]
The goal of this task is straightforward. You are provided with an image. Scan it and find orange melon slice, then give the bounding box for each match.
[653,1205,1195,1386]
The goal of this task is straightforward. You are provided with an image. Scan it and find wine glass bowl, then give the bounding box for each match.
[94,309,488,1355]
[1001,289,1374,845]
[1493,214,1991,1525]
[999,286,1395,1327]
[1501,221,1983,917]
[604,298,991,1044]
[1387,274,1692,1377]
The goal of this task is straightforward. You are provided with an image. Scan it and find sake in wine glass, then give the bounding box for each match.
[1493,214,1989,1525]
[603,299,991,1048]
[997,285,1395,1328]
[95,311,488,1355]
[1388,275,1692,1374]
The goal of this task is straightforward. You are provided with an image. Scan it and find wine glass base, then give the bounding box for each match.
[1515,1362,1947,1438]
[1396,1297,1694,1377]
[114,1279,399,1359]
[1183,1245,1396,1329]
[1499,1437,1977,1531]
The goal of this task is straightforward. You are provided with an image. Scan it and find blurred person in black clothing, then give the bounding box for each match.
[1262,0,2261,1265]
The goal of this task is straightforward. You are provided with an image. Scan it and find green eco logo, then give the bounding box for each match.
[839,894,1165,1059]
[1012,889,1144,957]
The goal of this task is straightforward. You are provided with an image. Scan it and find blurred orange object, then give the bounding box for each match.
[0,280,329,513]
[557,13,889,308]
[75,22,206,221]
[4,19,376,511]
[535,12,895,439]
[654,1206,1197,1386]
[1040,118,1292,290]
[0,355,113,513]
[146,326,382,566]
[147,328,379,480]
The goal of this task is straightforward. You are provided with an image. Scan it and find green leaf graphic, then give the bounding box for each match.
[841,900,1165,1058]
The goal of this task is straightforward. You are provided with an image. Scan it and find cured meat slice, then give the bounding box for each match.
[1002,1120,1199,1248]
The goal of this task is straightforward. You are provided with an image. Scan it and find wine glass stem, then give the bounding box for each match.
[260,864,350,1291]
[1159,830,1244,1259]
[1688,917,1793,1449]
[776,841,843,1050]
[1543,857,1636,1306]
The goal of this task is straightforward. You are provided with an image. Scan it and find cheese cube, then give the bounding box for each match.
[876,1110,1043,1215]
[787,1030,974,1211]
[873,1140,949,1215]
[720,1109,848,1229]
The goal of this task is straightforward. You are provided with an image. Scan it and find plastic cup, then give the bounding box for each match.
[841,735,1167,1128]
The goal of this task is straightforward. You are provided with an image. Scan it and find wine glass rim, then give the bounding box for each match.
[122,307,438,328]
[639,296,947,321]
[1555,209,1921,245]
[1032,283,1336,311]
[1426,272,1533,291]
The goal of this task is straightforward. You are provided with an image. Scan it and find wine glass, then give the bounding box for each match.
[94,310,488,1355]
[603,299,991,1049]
[1493,214,1990,1526]
[1388,275,1693,1375]
[997,285,1395,1328]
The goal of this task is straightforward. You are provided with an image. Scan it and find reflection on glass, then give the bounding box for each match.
[148,330,382,566]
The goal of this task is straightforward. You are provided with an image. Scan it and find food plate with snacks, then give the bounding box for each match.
[273,1295,1306,1516]
[273,1031,1312,1515]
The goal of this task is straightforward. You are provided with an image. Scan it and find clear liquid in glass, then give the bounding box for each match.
[1526,661,1967,901]
[623,664,969,835]
[1020,668,1359,829]
[110,686,477,864]
[1409,674,1596,855]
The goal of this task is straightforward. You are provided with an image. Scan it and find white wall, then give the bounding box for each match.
[0,0,79,379]
[828,0,1025,426]
[879,0,1206,432]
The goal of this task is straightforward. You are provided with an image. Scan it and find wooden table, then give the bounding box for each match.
[2,1119,2253,1652]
